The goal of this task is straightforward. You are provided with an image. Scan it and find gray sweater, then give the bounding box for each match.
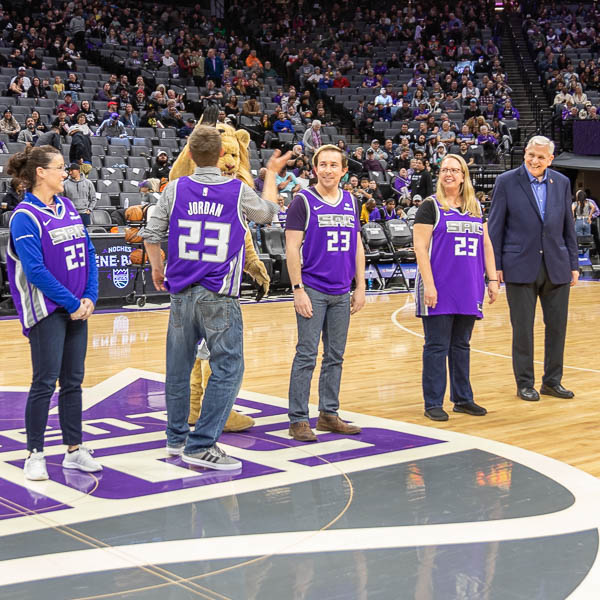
[63,176,97,212]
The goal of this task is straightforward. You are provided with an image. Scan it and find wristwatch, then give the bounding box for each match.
[293,283,304,290]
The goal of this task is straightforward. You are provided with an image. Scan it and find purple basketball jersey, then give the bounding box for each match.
[165,176,247,296]
[296,188,359,295]
[7,197,89,336]
[415,198,485,318]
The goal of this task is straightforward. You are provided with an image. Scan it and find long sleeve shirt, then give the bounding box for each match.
[142,166,278,244]
[63,176,97,212]
[9,193,98,313]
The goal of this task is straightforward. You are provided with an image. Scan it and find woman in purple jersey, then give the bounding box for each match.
[413,154,499,422]
[6,146,101,480]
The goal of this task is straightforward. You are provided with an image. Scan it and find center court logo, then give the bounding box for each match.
[0,371,442,518]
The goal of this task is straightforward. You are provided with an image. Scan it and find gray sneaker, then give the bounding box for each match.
[166,441,185,457]
[182,444,241,471]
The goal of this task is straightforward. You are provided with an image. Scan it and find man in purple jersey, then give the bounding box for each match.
[285,144,366,442]
[143,125,290,470]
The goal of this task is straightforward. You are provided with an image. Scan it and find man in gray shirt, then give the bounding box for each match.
[63,163,97,226]
[142,124,290,471]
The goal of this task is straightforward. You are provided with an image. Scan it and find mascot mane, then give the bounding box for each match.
[169,111,254,188]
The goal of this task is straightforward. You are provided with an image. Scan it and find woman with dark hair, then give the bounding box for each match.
[27,76,47,99]
[572,189,594,236]
[5,145,101,481]
[30,110,48,133]
[8,75,26,98]
[1,178,24,212]
[0,108,21,140]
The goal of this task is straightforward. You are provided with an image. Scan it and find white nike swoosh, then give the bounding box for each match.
[43,219,51,226]
[313,205,323,210]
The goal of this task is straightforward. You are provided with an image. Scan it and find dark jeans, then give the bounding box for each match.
[505,262,570,388]
[79,211,91,226]
[421,314,476,410]
[27,309,88,452]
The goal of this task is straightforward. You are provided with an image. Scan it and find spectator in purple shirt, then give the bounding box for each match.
[254,167,266,193]
[414,102,431,120]
[498,99,520,120]
[362,70,378,88]
[476,125,498,146]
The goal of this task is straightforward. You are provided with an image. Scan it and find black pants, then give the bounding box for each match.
[26,310,88,451]
[505,262,570,388]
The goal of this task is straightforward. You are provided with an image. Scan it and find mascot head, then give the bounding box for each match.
[215,122,253,187]
[170,115,254,188]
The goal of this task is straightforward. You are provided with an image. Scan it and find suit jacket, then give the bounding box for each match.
[205,57,224,79]
[488,164,578,284]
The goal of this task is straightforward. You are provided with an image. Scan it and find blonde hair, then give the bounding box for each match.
[435,154,481,217]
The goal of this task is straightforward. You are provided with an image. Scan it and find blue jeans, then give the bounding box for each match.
[575,218,591,236]
[288,286,350,423]
[421,314,476,410]
[165,285,244,452]
[27,309,88,452]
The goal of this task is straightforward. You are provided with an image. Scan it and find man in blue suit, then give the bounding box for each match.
[488,136,578,402]
[204,48,224,87]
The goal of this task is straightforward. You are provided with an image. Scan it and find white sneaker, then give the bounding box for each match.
[62,446,103,473]
[24,450,49,481]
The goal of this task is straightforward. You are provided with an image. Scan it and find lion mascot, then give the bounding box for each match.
[169,117,269,432]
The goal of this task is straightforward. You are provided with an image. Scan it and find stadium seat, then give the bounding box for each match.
[90,209,112,228]
[261,226,290,287]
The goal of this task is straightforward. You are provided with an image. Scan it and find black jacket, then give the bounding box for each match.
[69,131,92,163]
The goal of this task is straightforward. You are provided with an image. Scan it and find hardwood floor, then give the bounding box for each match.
[3,282,599,476]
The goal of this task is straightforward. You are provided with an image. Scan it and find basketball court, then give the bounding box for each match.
[1,284,599,599]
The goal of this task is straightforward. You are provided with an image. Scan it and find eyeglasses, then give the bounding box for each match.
[439,167,462,175]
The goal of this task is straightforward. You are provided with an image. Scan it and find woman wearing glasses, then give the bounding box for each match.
[413,154,499,421]
[6,146,102,480]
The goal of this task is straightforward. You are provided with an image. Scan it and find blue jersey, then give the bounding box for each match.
[165,176,247,296]
[7,196,91,335]
[415,197,485,318]
[292,188,359,295]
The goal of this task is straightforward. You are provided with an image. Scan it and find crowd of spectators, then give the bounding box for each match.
[526,3,600,123]
[0,0,523,227]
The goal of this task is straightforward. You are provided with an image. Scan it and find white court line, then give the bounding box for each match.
[391,298,600,375]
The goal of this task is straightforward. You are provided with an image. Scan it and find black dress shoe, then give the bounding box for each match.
[424,407,449,421]
[517,387,540,401]
[540,383,574,399]
[453,402,487,416]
